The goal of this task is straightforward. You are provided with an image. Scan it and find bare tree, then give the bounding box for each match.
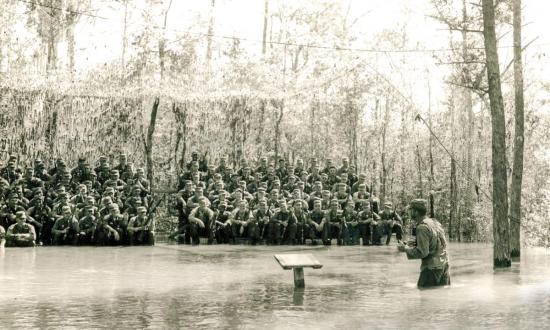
[481,0,511,268]
[510,0,524,260]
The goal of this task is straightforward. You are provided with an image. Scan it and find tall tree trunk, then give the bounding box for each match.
[47,2,57,74]
[121,0,128,70]
[449,158,458,240]
[262,0,269,55]
[481,0,511,268]
[510,0,524,260]
[205,0,216,65]
[65,5,76,81]
[144,97,160,189]
[416,145,423,198]
[257,100,266,157]
[380,97,390,204]
[159,0,173,81]
[428,78,435,218]
[461,0,475,227]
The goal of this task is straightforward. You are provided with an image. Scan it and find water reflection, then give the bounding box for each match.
[0,244,549,329]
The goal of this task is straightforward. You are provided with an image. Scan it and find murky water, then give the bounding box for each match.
[1,243,549,329]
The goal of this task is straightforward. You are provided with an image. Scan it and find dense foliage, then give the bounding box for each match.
[0,0,548,246]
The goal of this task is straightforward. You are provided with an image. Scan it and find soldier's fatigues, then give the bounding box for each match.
[341,209,359,245]
[213,210,233,244]
[293,210,309,244]
[357,209,381,245]
[127,215,154,245]
[78,215,97,245]
[51,216,79,245]
[188,207,215,245]
[406,218,451,288]
[272,210,297,245]
[308,210,325,244]
[5,222,36,247]
[324,209,343,245]
[27,204,53,245]
[379,210,403,244]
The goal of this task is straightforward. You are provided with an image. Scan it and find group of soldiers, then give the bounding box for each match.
[0,154,155,247]
[0,152,407,248]
[173,152,405,246]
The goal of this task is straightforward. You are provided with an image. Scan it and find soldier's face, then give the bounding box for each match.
[314,203,321,211]
[279,203,287,211]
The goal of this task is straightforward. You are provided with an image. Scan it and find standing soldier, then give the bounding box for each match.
[398,199,451,289]
[5,211,36,247]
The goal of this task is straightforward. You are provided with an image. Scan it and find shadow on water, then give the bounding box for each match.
[0,243,550,329]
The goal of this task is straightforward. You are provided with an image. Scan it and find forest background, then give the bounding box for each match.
[0,0,549,246]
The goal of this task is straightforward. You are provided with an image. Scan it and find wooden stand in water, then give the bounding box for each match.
[274,254,322,288]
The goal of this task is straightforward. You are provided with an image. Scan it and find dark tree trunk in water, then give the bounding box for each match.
[144,97,160,189]
[482,0,511,268]
[449,158,458,240]
[510,0,524,260]
[380,97,390,204]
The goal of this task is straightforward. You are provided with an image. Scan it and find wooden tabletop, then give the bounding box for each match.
[274,253,323,270]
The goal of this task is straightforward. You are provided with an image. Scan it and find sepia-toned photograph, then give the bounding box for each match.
[0,0,549,329]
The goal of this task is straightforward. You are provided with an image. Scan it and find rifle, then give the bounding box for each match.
[137,194,165,243]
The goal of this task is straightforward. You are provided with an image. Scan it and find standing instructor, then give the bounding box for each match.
[398,199,451,288]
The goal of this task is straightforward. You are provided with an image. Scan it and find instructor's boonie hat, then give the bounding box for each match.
[409,199,427,212]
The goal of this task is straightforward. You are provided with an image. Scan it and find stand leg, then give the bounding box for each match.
[293,267,305,288]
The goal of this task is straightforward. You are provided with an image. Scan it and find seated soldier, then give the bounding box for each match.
[78,204,97,245]
[334,182,350,208]
[213,201,233,244]
[51,205,79,245]
[5,211,36,247]
[291,199,309,245]
[237,180,253,201]
[180,180,195,201]
[1,193,27,229]
[127,206,155,246]
[188,197,215,245]
[173,189,188,244]
[320,190,332,210]
[379,201,404,245]
[341,201,359,245]
[307,199,325,245]
[186,186,209,215]
[98,204,127,245]
[322,199,343,245]
[352,183,371,211]
[230,199,252,242]
[251,199,271,244]
[273,200,298,245]
[357,203,381,246]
